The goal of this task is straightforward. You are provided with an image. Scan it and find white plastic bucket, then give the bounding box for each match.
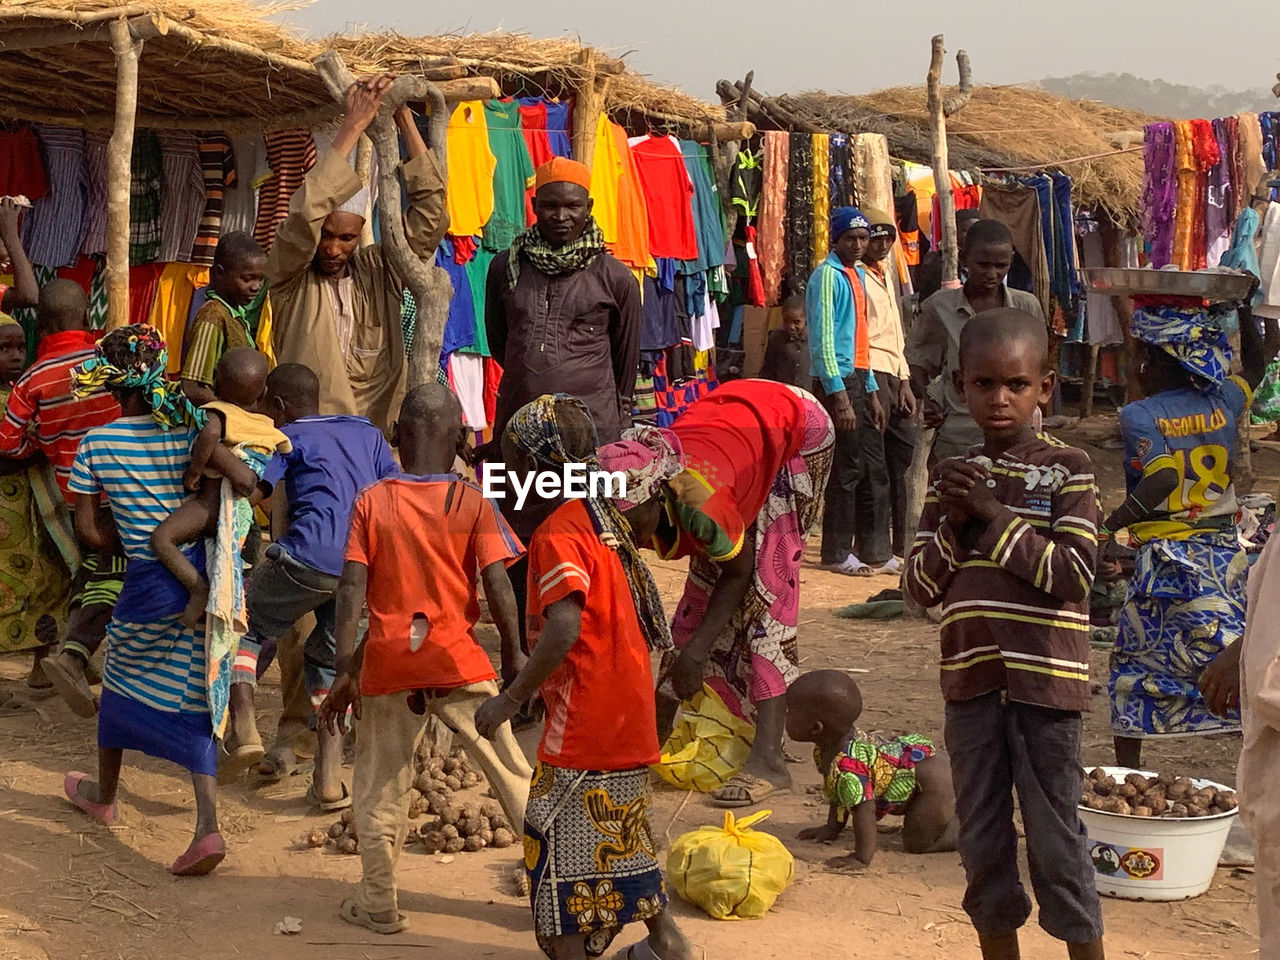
[1077,766,1237,901]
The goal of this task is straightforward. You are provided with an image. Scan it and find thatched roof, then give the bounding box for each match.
[331,31,724,132]
[734,83,1152,223]
[0,1,332,130]
[0,4,723,134]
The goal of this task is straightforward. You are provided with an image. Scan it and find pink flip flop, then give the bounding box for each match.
[63,771,118,825]
[170,832,226,876]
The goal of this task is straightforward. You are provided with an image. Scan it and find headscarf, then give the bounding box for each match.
[505,394,672,652]
[505,218,606,290]
[597,426,685,512]
[72,323,205,429]
[0,312,19,328]
[1129,299,1233,388]
[829,206,869,243]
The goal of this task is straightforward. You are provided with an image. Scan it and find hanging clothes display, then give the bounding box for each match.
[157,132,205,263]
[1170,121,1198,269]
[677,140,726,278]
[629,134,698,260]
[148,263,209,371]
[0,125,49,201]
[438,237,477,357]
[828,134,855,209]
[758,131,789,306]
[21,126,88,269]
[1237,113,1267,206]
[191,134,237,266]
[1142,122,1177,268]
[810,134,831,267]
[1078,229,1122,346]
[223,134,266,237]
[481,99,535,253]
[81,131,108,257]
[445,101,496,239]
[785,133,813,296]
[1205,119,1233,267]
[608,123,650,271]
[731,149,762,219]
[978,180,1050,313]
[129,131,163,266]
[253,129,317,254]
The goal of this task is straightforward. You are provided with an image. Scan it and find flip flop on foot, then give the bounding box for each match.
[64,771,118,825]
[41,651,98,718]
[306,780,352,812]
[253,743,310,785]
[217,736,266,784]
[710,772,783,808]
[170,832,226,876]
[873,556,904,576]
[339,898,407,935]
[821,554,873,577]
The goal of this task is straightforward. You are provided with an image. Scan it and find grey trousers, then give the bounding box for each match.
[945,692,1104,944]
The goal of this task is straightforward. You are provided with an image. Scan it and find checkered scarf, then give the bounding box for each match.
[505,394,672,652]
[505,219,606,290]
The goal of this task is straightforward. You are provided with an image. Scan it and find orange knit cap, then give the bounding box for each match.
[534,156,591,192]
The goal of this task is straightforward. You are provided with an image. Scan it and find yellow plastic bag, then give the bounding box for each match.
[651,685,754,793]
[667,810,794,920]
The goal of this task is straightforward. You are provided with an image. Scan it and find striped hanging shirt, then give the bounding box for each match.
[905,434,1100,712]
[68,417,198,561]
[0,330,121,504]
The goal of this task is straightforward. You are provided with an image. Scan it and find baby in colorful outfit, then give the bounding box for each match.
[787,669,958,869]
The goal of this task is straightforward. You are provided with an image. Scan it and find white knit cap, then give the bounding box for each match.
[335,187,370,219]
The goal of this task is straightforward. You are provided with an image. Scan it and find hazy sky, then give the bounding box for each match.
[281,0,1280,100]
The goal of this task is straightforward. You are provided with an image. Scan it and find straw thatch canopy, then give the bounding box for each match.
[733,83,1152,224]
[331,31,725,134]
[0,1,337,130]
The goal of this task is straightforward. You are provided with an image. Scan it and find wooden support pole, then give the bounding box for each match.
[903,35,973,619]
[570,48,611,169]
[105,17,143,330]
[355,134,374,247]
[1081,343,1100,417]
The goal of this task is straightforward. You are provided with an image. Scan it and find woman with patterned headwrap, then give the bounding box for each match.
[0,312,73,707]
[474,394,695,960]
[60,325,260,876]
[1106,298,1267,767]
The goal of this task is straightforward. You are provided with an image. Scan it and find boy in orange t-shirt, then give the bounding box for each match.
[319,383,531,936]
[475,394,696,960]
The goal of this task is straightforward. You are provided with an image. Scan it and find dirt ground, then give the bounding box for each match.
[0,418,1267,960]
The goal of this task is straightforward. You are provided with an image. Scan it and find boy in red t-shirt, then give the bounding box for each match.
[318,383,531,936]
[475,394,696,960]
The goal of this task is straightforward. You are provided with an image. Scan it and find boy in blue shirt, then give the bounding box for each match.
[223,363,398,808]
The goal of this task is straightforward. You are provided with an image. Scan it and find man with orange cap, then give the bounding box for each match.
[485,157,643,694]
[486,156,641,456]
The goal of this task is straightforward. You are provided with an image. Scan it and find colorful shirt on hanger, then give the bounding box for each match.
[629,134,698,260]
[191,135,238,267]
[254,129,318,254]
[21,126,88,269]
[446,101,497,239]
[129,133,163,265]
[0,125,49,202]
[481,99,535,253]
[157,132,205,264]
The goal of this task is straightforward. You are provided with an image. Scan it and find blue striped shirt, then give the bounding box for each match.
[68,416,197,562]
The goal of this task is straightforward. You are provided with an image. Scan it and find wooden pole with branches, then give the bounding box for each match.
[902,35,972,618]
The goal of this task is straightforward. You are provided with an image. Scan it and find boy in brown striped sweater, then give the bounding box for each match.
[906,308,1105,960]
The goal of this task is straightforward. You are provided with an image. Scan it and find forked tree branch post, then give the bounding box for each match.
[902,35,972,619]
[313,51,455,390]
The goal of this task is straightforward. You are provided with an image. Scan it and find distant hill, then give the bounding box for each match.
[1034,73,1276,119]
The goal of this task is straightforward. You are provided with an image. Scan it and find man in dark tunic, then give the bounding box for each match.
[486,157,641,452]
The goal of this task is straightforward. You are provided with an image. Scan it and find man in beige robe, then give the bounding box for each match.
[267,74,449,434]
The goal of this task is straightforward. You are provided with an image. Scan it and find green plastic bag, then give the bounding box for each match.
[668,810,794,919]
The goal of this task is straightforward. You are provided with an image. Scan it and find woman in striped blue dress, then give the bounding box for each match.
[60,325,259,876]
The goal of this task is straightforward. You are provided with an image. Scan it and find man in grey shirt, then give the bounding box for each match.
[906,220,1044,463]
